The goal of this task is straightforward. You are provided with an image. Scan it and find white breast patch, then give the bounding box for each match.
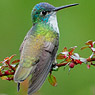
[47,12,59,33]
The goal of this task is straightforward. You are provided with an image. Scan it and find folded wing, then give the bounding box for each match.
[28,41,58,95]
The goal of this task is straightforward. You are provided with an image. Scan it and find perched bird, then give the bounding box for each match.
[14,2,79,95]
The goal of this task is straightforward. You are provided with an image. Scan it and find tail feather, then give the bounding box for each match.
[17,82,20,92]
[14,65,36,82]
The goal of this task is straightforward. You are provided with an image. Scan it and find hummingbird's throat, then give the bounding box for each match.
[47,12,59,33]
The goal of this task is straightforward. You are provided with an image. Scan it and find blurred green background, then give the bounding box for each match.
[0,0,95,95]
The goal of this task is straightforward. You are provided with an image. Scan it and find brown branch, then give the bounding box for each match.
[53,57,95,70]
[56,63,67,67]
[0,72,14,77]
[87,58,95,62]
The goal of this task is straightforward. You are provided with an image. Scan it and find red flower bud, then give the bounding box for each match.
[63,55,67,58]
[5,71,9,75]
[87,64,90,69]
[75,59,82,64]
[0,71,2,76]
[69,63,75,68]
[7,77,13,81]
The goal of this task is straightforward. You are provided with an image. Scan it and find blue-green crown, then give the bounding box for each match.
[31,3,55,25]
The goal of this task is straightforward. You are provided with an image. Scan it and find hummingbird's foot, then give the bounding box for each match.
[51,63,59,71]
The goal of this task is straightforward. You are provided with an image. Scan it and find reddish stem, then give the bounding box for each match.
[55,58,95,68]
[56,63,67,67]
[6,61,15,71]
[7,77,13,81]
[87,58,95,62]
[0,72,14,77]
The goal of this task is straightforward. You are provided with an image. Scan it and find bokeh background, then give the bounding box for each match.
[0,0,95,95]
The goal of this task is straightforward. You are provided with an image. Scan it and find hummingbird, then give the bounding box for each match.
[14,2,79,95]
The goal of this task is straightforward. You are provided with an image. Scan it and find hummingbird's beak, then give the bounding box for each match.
[53,3,79,11]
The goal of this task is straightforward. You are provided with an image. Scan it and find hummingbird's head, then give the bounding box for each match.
[31,3,55,25]
[31,2,79,25]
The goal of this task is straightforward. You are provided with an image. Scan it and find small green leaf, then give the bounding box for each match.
[48,74,57,86]
[11,59,20,64]
[0,61,3,63]
[66,57,72,62]
[9,54,16,61]
[81,46,89,50]
[68,46,77,55]
[1,76,8,80]
[62,47,67,52]
[85,40,93,47]
[56,53,65,59]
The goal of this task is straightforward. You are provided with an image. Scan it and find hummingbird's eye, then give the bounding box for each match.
[40,11,47,16]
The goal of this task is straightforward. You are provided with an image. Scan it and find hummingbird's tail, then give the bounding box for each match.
[14,65,36,92]
[17,82,20,92]
[14,65,36,85]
